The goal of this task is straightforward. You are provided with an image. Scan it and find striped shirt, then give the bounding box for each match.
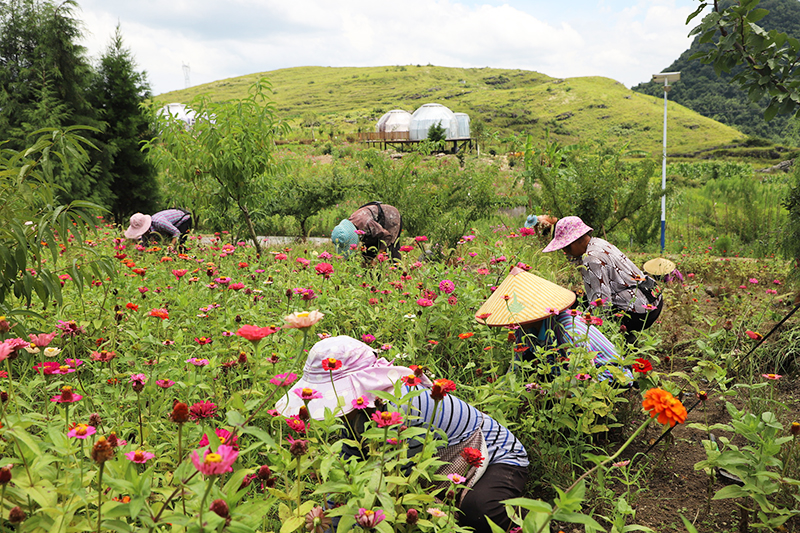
[402,385,529,468]
[150,209,189,238]
[519,310,632,382]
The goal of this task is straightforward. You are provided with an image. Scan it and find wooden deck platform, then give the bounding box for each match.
[356,131,474,153]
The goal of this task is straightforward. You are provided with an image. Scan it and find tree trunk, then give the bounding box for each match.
[238,201,261,257]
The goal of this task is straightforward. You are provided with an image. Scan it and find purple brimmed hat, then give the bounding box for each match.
[541,216,593,253]
[124,213,152,240]
[274,336,430,420]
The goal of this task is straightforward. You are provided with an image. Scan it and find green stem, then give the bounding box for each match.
[177,424,183,468]
[97,462,104,533]
[295,457,303,517]
[199,476,214,531]
[1,484,5,533]
[137,393,144,446]
[417,399,441,464]
[534,416,654,533]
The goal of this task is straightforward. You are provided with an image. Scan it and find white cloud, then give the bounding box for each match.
[76,0,699,95]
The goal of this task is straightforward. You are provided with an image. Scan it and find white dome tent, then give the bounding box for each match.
[409,103,459,141]
[376,110,412,133]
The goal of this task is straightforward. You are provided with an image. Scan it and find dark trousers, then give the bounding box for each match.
[620,296,664,344]
[459,463,528,533]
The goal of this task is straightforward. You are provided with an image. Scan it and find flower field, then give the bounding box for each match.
[0,220,798,533]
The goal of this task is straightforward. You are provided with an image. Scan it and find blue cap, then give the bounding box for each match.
[331,219,359,257]
[524,215,539,228]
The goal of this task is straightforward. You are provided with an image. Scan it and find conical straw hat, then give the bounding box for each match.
[475,267,576,327]
[643,257,676,276]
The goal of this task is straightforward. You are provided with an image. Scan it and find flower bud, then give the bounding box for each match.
[697,391,708,402]
[257,465,272,480]
[289,439,308,456]
[406,508,419,525]
[89,413,102,426]
[235,315,242,323]
[297,406,310,422]
[0,465,12,484]
[790,422,800,436]
[8,506,25,523]
[0,391,8,403]
[209,499,229,518]
[238,351,248,365]
[170,401,190,424]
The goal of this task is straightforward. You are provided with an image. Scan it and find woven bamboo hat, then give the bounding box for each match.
[475,267,576,327]
[642,257,676,276]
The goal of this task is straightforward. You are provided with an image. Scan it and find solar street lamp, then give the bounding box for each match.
[652,72,680,252]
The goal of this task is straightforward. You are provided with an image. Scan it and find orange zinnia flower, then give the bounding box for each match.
[458,332,474,340]
[642,388,687,427]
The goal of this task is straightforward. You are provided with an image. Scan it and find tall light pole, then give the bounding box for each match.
[652,72,680,252]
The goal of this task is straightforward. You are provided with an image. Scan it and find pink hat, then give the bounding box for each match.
[274,336,431,420]
[124,213,152,240]
[541,216,593,253]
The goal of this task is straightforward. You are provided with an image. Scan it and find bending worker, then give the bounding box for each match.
[125,209,192,248]
[542,216,663,343]
[331,202,402,261]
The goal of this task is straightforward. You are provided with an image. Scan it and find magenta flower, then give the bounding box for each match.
[270,373,298,387]
[130,373,147,386]
[371,411,403,428]
[68,424,96,439]
[361,333,376,344]
[189,400,218,421]
[447,473,466,484]
[156,379,175,389]
[186,357,210,367]
[293,387,323,401]
[762,373,782,380]
[749,278,758,284]
[228,282,245,291]
[352,396,370,410]
[28,331,57,348]
[416,298,434,307]
[191,444,239,476]
[199,428,239,449]
[125,450,156,464]
[355,508,386,529]
[50,386,82,403]
[438,280,455,294]
[286,416,306,434]
[414,236,428,243]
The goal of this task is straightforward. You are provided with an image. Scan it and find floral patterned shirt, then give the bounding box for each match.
[579,237,655,314]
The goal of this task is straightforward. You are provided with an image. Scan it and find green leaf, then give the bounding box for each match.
[713,484,749,500]
[279,515,305,533]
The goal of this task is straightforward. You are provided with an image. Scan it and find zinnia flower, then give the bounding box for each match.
[371,411,403,427]
[170,401,190,424]
[293,387,323,401]
[430,379,456,401]
[351,396,370,410]
[745,330,763,340]
[270,373,298,387]
[191,444,239,476]
[762,373,782,380]
[286,416,306,434]
[361,333,375,344]
[447,473,466,484]
[189,400,217,421]
[428,508,447,518]
[402,374,422,386]
[439,279,455,294]
[148,308,169,320]
[458,332,474,340]
[416,298,434,307]
[199,428,239,449]
[28,331,57,348]
[314,263,334,277]
[305,506,331,533]
[68,424,96,439]
[50,385,82,403]
[461,447,484,468]
[632,358,652,373]
[236,324,279,343]
[156,379,175,389]
[642,388,687,427]
[355,508,386,529]
[125,450,155,464]
[283,310,324,329]
[322,357,342,371]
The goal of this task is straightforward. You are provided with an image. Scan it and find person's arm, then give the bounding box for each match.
[581,254,614,305]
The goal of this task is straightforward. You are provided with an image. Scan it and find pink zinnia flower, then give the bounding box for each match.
[68,424,96,439]
[447,473,466,484]
[352,396,370,410]
[130,373,147,386]
[762,373,782,380]
[172,269,188,280]
[286,416,306,434]
[275,253,288,261]
[125,450,156,464]
[355,508,386,529]
[189,400,218,421]
[270,373,298,387]
[236,325,280,343]
[293,387,323,401]
[228,282,245,291]
[315,263,334,277]
[438,280,455,294]
[416,298,434,307]
[371,411,403,427]
[28,331,57,348]
[199,428,239,449]
[186,357,210,366]
[156,379,175,389]
[361,333,375,344]
[50,386,82,403]
[414,236,428,243]
[191,445,239,476]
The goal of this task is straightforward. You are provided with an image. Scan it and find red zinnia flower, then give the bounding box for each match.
[402,374,422,386]
[632,358,652,373]
[461,447,484,468]
[236,324,280,343]
[322,357,342,371]
[430,379,456,401]
[189,400,217,421]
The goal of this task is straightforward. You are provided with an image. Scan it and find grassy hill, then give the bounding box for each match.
[157,65,748,157]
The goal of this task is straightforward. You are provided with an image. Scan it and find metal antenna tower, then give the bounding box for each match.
[182,63,191,89]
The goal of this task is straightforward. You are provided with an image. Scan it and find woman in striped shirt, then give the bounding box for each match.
[276,335,529,533]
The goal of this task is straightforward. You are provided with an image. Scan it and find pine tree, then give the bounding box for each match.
[90,25,159,221]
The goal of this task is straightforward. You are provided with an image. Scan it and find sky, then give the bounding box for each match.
[75,0,700,97]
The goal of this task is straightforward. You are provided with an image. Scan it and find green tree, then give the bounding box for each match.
[148,79,289,256]
[0,0,107,206]
[89,25,159,222]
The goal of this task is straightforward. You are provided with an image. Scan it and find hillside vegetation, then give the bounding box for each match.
[157,65,747,158]
[634,0,800,144]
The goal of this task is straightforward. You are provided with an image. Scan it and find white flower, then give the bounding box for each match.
[43,347,61,357]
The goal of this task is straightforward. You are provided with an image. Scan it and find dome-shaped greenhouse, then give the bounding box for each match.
[376,110,412,133]
[158,103,197,128]
[409,103,459,141]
